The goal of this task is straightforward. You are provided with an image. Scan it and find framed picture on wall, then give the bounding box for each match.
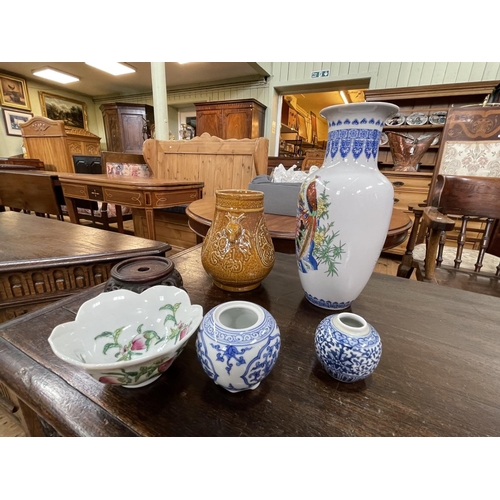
[2,108,33,136]
[0,73,31,111]
[39,91,88,130]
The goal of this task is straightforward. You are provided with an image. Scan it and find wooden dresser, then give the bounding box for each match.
[366,81,499,254]
[20,116,101,173]
[195,99,266,139]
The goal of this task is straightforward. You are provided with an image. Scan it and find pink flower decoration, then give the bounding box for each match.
[99,376,122,384]
[178,322,189,340]
[131,337,146,351]
[158,357,176,373]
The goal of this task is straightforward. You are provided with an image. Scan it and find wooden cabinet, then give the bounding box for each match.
[100,102,154,153]
[194,99,266,139]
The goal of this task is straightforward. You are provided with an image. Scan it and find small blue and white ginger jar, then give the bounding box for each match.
[315,312,382,383]
[196,301,281,393]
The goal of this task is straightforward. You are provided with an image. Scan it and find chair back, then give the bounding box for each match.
[433,174,500,219]
[0,171,63,218]
[430,105,500,198]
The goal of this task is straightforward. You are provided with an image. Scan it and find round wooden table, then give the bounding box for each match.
[186,197,412,254]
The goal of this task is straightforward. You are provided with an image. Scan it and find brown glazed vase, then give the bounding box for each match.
[201,189,275,292]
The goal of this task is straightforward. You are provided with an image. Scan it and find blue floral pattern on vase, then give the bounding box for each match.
[314,314,382,383]
[326,117,383,162]
[196,302,281,393]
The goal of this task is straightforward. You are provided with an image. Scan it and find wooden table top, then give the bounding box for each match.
[0,211,170,271]
[186,197,412,253]
[1,245,499,437]
[57,173,204,190]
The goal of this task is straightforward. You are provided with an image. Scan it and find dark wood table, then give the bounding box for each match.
[186,197,412,253]
[1,244,499,437]
[57,173,204,240]
[0,211,171,323]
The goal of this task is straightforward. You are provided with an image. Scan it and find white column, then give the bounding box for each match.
[150,62,169,140]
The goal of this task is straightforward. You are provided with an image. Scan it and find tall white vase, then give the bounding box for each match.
[296,102,399,310]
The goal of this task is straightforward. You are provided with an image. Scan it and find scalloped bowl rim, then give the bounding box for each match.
[48,285,203,371]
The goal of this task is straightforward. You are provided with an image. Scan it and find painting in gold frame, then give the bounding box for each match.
[0,73,31,111]
[39,91,88,130]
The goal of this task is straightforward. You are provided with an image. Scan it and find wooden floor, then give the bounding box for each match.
[0,216,412,437]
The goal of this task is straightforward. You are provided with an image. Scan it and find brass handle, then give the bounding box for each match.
[393,181,404,187]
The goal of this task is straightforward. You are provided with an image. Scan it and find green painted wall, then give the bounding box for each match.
[2,63,500,157]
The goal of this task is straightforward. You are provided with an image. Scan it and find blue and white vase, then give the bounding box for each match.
[196,301,281,393]
[296,102,399,310]
[315,312,382,383]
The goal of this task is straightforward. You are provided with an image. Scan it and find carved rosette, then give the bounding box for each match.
[201,190,275,292]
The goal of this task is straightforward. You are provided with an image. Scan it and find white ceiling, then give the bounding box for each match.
[0,62,268,98]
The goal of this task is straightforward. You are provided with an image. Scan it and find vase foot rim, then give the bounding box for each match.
[213,281,261,292]
[121,374,162,389]
[219,382,261,393]
[304,293,352,311]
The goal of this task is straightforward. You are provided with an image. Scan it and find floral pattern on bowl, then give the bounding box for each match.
[48,286,203,388]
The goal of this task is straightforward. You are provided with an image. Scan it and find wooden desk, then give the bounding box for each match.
[58,173,204,240]
[1,245,499,436]
[186,197,412,253]
[0,211,171,323]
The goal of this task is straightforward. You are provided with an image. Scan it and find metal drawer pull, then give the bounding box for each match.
[393,181,404,187]
[394,198,399,204]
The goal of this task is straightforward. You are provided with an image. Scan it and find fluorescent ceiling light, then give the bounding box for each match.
[32,67,80,84]
[85,62,136,75]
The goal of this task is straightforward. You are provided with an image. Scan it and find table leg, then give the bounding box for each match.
[145,208,156,240]
[115,205,124,233]
[65,198,80,225]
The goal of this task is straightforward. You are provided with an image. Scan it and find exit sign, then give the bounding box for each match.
[311,70,330,79]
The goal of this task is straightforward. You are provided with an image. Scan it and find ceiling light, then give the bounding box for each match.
[32,67,80,84]
[85,62,136,75]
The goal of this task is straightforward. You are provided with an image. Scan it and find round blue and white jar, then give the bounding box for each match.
[314,312,382,383]
[196,301,281,393]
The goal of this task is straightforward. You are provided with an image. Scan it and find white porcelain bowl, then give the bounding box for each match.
[48,286,203,388]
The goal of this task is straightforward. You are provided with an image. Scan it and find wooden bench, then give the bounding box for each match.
[134,133,268,251]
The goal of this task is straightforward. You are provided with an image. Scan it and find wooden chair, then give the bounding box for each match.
[0,171,64,220]
[302,149,326,169]
[397,175,500,297]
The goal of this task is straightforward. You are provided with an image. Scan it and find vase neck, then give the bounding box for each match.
[324,119,384,166]
[320,102,398,166]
